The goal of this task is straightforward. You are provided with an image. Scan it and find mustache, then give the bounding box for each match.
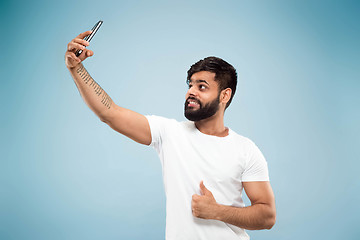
[186,96,200,105]
[185,97,202,109]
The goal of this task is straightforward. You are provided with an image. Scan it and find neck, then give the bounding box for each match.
[194,111,228,137]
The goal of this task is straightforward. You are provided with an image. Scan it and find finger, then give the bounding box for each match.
[77,30,92,40]
[67,52,81,63]
[77,49,93,62]
[192,209,198,217]
[65,53,80,68]
[68,42,86,52]
[200,181,210,195]
[86,49,94,57]
[77,49,88,61]
[192,194,200,201]
[73,38,90,47]
[200,181,205,195]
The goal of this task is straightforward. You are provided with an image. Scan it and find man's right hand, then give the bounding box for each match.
[65,31,94,69]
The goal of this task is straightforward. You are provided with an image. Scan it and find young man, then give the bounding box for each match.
[65,31,276,240]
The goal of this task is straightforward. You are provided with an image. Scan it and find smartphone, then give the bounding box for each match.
[75,20,103,57]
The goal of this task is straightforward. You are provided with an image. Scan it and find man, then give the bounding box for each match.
[65,31,276,240]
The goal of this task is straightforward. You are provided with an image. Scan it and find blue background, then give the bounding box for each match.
[1,0,359,239]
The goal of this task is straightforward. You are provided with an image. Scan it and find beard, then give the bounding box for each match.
[184,94,220,121]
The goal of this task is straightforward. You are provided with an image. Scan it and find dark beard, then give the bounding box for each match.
[184,95,220,121]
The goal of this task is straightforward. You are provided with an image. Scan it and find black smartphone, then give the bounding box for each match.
[75,20,103,57]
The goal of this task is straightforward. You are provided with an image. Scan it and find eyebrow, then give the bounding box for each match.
[188,79,210,86]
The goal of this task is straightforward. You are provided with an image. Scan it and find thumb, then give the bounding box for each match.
[86,50,94,57]
[200,181,211,196]
[79,49,93,61]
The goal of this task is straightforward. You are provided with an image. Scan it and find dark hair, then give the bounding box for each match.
[187,56,237,109]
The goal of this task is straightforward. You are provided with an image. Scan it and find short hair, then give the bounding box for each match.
[187,56,237,109]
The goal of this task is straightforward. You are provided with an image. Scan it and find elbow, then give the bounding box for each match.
[98,104,117,124]
[99,114,113,126]
[99,116,108,123]
[265,213,276,230]
[265,219,276,230]
[98,110,113,124]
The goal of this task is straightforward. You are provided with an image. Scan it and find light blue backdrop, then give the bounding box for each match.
[1,0,359,239]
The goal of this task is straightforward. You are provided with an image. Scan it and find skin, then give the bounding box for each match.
[65,31,276,230]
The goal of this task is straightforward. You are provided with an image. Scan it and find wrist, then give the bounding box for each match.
[67,63,82,71]
[213,203,224,221]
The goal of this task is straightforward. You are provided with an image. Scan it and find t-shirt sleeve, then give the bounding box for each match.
[241,142,270,182]
[145,115,168,151]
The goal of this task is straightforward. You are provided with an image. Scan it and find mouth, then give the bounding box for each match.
[186,98,200,108]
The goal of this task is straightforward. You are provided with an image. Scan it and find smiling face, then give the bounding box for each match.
[184,71,222,121]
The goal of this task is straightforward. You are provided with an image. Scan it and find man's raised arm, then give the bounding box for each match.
[65,31,151,145]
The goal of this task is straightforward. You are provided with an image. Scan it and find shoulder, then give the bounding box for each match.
[146,115,177,124]
[229,129,256,147]
[228,129,264,158]
[145,115,188,130]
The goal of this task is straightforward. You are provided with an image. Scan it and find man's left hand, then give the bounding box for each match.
[191,181,221,220]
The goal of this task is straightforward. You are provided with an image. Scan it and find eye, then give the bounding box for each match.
[199,85,207,90]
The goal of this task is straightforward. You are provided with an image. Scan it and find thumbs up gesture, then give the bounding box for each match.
[191,181,221,220]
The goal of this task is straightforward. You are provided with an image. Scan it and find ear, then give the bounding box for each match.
[220,88,232,105]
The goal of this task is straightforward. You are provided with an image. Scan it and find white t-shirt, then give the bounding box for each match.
[146,115,269,240]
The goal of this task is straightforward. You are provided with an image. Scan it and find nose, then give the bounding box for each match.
[186,86,198,98]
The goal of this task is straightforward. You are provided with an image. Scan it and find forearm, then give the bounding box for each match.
[215,203,276,230]
[68,63,113,120]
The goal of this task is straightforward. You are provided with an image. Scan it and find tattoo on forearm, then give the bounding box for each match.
[76,65,112,109]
